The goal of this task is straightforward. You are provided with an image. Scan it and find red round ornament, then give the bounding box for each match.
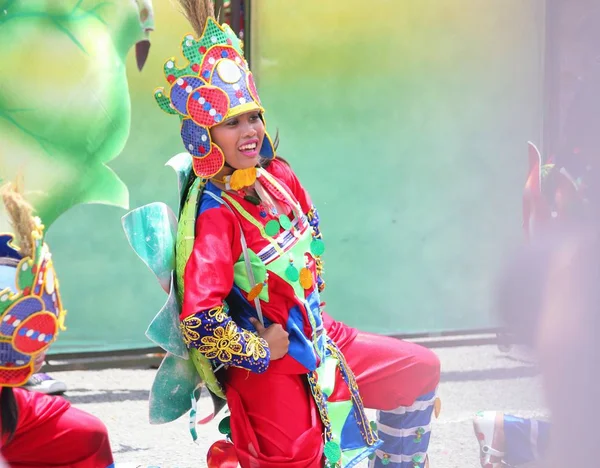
[192,145,225,179]
[13,312,57,354]
[0,367,34,387]
[206,440,238,468]
[187,86,229,127]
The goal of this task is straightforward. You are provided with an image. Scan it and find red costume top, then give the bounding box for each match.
[181,159,354,375]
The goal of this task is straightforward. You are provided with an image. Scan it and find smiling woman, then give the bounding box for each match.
[210,111,266,175]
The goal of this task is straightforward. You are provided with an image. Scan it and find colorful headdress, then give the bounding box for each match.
[0,188,66,386]
[154,6,275,179]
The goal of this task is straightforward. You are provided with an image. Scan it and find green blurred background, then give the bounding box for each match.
[46,0,546,352]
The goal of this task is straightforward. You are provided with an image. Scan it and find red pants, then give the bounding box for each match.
[225,316,441,467]
[0,388,114,468]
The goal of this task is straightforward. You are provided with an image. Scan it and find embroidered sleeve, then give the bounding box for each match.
[180,305,270,373]
[181,206,269,373]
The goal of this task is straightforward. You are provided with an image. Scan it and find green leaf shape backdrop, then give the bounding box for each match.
[0,0,154,229]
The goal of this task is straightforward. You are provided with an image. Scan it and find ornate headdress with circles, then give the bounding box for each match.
[0,188,66,386]
[154,14,275,179]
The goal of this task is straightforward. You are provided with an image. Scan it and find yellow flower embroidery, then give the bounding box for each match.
[199,321,243,362]
[243,330,268,361]
[207,306,228,323]
[180,316,202,346]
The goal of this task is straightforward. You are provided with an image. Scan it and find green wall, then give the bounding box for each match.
[47,0,545,352]
[46,0,190,352]
[250,0,546,335]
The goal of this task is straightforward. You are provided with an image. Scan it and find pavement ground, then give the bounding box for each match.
[49,343,546,468]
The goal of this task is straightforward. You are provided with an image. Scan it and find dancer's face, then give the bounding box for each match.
[211,110,265,171]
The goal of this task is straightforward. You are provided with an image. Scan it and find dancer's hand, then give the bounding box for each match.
[249,318,289,360]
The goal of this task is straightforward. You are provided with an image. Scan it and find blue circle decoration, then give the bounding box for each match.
[169,76,203,114]
[181,119,211,157]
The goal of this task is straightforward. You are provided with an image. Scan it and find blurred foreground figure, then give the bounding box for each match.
[475,6,600,460]
[486,222,600,468]
[530,227,600,468]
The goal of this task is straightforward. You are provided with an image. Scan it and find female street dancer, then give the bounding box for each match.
[127,2,441,466]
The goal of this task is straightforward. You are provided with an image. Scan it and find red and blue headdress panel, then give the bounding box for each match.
[0,203,65,387]
[154,18,275,179]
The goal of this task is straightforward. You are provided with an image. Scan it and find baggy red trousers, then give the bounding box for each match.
[0,388,114,468]
[225,314,441,467]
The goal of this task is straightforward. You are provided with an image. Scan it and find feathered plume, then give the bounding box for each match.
[175,0,216,36]
[1,184,37,258]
